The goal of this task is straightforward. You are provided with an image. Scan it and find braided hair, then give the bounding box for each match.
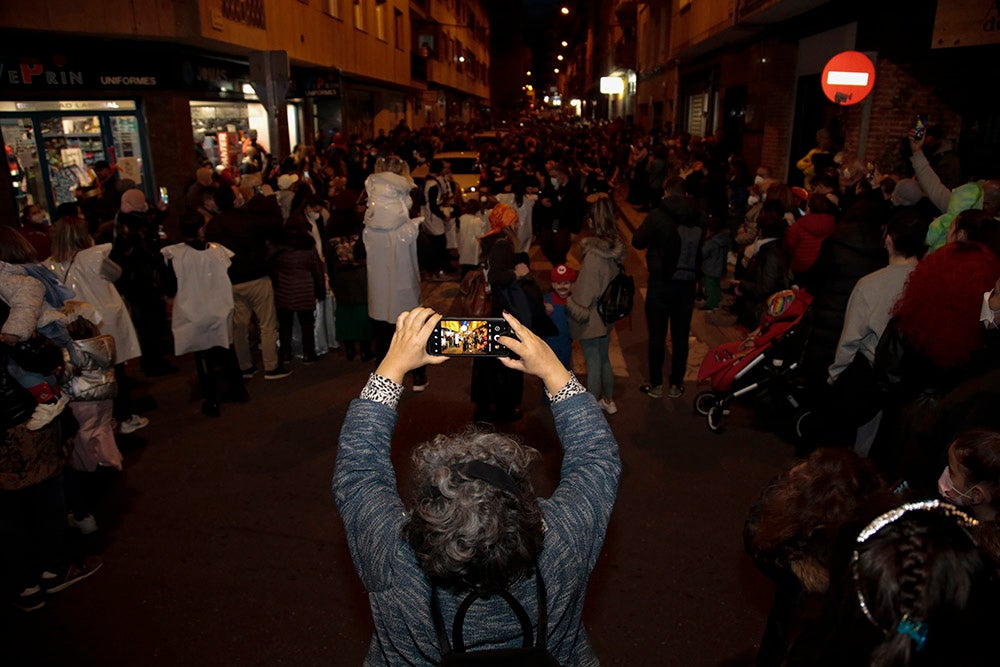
[854,506,997,666]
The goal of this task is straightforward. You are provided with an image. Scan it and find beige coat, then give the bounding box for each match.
[566,237,626,340]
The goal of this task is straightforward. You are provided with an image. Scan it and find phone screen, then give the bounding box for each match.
[426,318,512,357]
[159,186,169,205]
[914,115,927,141]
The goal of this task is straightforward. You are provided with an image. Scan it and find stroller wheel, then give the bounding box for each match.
[694,391,718,416]
[707,404,727,433]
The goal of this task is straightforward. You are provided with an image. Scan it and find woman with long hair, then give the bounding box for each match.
[566,195,626,413]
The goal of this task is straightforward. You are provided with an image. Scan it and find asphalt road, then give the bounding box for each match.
[2,194,798,666]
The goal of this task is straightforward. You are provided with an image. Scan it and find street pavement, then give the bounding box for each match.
[2,192,800,666]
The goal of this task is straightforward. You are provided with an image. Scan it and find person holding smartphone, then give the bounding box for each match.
[333,307,621,665]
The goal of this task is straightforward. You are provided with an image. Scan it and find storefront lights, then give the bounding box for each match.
[600,76,624,95]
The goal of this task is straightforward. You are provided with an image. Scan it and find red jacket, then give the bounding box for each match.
[784,213,836,274]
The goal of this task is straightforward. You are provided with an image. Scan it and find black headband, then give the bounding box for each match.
[452,460,521,495]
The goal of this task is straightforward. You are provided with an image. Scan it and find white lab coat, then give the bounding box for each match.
[363,171,422,322]
[47,243,142,363]
[161,242,235,355]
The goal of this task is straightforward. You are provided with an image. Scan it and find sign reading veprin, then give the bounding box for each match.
[821,51,876,106]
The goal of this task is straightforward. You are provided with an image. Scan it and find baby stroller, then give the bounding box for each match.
[694,288,812,432]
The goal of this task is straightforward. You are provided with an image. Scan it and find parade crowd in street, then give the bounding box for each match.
[5,114,1000,665]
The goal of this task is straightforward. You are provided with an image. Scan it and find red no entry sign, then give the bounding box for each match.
[821,51,875,106]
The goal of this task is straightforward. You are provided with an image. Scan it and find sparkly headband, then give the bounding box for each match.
[451,460,521,495]
[852,500,979,650]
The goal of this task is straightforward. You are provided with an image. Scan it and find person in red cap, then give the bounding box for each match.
[544,264,577,369]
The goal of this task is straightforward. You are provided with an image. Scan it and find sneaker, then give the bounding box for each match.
[12,585,46,612]
[639,384,663,398]
[302,354,320,365]
[25,394,70,431]
[667,384,685,398]
[67,513,98,535]
[42,557,103,594]
[241,365,258,380]
[118,414,149,434]
[264,367,292,380]
[598,398,618,415]
[412,380,429,392]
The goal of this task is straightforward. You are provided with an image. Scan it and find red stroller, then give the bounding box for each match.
[694,288,812,432]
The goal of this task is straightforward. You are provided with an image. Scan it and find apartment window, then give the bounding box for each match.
[326,0,341,18]
[375,0,386,41]
[353,0,365,31]
[394,9,405,50]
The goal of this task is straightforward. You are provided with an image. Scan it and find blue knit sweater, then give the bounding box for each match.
[333,390,621,666]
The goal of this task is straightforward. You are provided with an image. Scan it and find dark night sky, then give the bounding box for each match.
[490,0,570,93]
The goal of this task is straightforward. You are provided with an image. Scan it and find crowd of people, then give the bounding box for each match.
[4,111,1000,666]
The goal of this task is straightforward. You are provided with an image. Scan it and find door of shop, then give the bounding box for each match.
[1,100,151,217]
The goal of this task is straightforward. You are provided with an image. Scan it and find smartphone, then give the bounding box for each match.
[426,318,514,357]
[159,186,169,206]
[913,115,927,141]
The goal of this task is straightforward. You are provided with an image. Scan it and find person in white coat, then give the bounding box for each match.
[161,216,247,417]
[47,217,148,435]
[496,178,536,254]
[363,156,428,391]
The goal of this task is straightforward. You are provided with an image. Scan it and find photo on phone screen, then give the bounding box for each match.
[426,318,512,357]
[914,115,927,141]
[159,186,169,205]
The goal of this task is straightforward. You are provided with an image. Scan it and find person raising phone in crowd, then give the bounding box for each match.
[333,307,621,665]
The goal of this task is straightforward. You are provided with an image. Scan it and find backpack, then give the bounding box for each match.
[597,261,635,325]
[431,563,560,667]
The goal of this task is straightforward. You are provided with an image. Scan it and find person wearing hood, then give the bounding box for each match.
[632,176,706,399]
[110,188,174,376]
[567,195,626,414]
[363,156,427,391]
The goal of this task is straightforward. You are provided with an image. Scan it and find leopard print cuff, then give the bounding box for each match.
[360,373,404,409]
[546,372,586,404]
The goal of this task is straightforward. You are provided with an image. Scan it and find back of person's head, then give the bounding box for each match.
[589,195,620,243]
[214,184,237,213]
[810,173,837,193]
[0,225,38,263]
[747,448,890,592]
[952,209,1000,258]
[758,203,787,239]
[49,217,92,263]
[893,241,1000,368]
[375,155,411,180]
[807,192,834,216]
[850,501,998,666]
[429,158,444,174]
[765,183,795,213]
[179,214,205,240]
[54,202,81,222]
[402,428,544,592]
[664,175,685,196]
[886,209,928,259]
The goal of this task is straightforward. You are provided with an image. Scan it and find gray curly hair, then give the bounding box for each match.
[402,428,544,592]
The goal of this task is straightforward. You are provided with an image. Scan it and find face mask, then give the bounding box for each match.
[747,195,760,206]
[306,210,320,222]
[938,466,977,506]
[29,213,49,225]
[550,178,560,189]
[754,175,765,186]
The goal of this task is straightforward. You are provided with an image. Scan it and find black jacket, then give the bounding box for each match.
[632,194,705,288]
[205,195,283,285]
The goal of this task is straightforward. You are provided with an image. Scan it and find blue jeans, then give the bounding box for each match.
[580,334,614,399]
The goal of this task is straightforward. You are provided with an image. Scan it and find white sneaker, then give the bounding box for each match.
[25,395,70,431]
[119,414,149,434]
[68,513,98,535]
[598,398,618,415]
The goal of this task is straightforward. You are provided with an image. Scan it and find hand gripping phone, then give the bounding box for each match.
[426,318,514,357]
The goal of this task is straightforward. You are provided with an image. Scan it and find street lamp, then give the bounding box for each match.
[561,40,568,47]
[557,55,564,61]
[561,6,569,15]
[554,68,560,74]
[526,70,532,76]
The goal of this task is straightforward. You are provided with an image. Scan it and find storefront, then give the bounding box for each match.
[2,99,151,214]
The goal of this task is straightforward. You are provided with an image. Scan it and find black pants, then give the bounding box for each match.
[112,362,133,421]
[128,295,171,373]
[645,281,696,388]
[0,473,66,592]
[471,356,523,418]
[427,232,451,273]
[537,228,571,266]
[277,307,316,360]
[193,346,244,406]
